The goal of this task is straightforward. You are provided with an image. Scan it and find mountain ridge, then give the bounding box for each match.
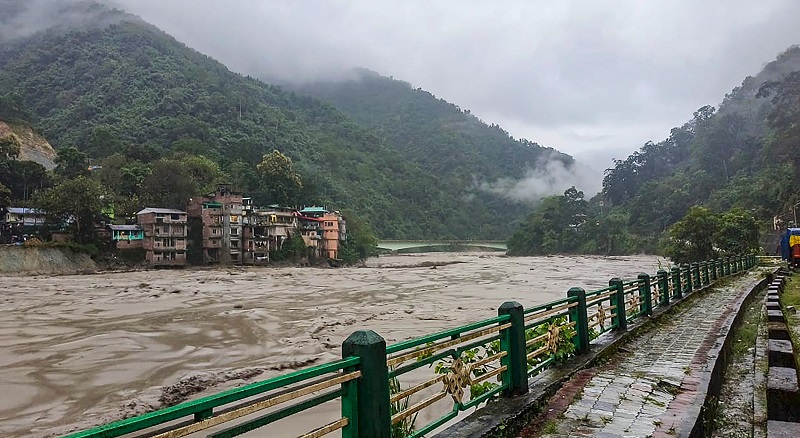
[0,3,572,239]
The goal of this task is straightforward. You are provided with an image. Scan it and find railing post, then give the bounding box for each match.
[710,259,718,282]
[609,278,627,330]
[498,301,528,396]
[567,288,589,355]
[342,330,390,438]
[683,264,693,294]
[724,257,730,276]
[738,255,744,271]
[638,273,652,316]
[691,262,701,289]
[657,270,669,306]
[702,262,709,285]
[672,267,682,299]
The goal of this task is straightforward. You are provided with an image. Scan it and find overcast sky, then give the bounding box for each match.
[112,0,800,163]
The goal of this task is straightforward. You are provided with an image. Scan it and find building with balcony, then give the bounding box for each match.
[136,208,188,266]
[299,207,346,260]
[108,224,144,250]
[186,186,243,265]
[242,204,297,265]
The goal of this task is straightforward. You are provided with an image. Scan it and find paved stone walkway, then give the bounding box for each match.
[527,273,761,438]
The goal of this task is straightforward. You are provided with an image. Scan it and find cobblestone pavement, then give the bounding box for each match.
[530,273,761,438]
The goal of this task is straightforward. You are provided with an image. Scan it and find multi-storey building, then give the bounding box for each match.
[136,208,188,266]
[187,186,243,265]
[242,201,297,264]
[108,224,144,250]
[298,207,346,260]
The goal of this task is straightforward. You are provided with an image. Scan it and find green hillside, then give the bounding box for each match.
[296,68,569,184]
[601,46,800,234]
[507,46,800,256]
[0,4,568,240]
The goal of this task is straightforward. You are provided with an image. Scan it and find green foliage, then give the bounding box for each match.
[0,132,20,161]
[664,206,760,264]
[599,46,800,241]
[715,208,761,255]
[525,317,577,369]
[54,146,88,180]
[339,210,378,264]
[33,176,106,243]
[664,206,719,264]
[507,187,645,256]
[0,181,10,207]
[389,374,417,438]
[269,232,308,262]
[0,12,568,240]
[256,150,303,206]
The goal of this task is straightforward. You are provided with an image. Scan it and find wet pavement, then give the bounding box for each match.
[524,272,763,438]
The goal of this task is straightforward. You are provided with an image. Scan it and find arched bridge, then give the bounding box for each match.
[376,240,507,252]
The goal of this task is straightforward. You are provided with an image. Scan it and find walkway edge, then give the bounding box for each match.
[664,273,768,438]
[434,271,768,438]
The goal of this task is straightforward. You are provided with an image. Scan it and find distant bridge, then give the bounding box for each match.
[376,240,507,252]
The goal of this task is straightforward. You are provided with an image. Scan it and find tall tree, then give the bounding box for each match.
[758,71,800,183]
[664,206,719,264]
[55,146,89,180]
[256,150,303,205]
[35,176,106,243]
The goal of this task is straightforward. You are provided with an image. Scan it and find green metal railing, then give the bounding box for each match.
[63,254,756,438]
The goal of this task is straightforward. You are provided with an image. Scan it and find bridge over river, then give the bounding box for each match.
[376,239,507,252]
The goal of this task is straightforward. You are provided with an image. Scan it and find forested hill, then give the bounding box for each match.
[0,3,568,240]
[506,46,800,257]
[296,68,570,183]
[600,46,800,237]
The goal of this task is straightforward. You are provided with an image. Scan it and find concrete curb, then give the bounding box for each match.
[678,273,768,438]
[435,271,763,438]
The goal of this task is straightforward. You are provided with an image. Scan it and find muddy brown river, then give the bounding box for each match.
[0,252,667,437]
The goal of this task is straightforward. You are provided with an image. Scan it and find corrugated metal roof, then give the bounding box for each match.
[300,206,327,213]
[136,208,187,215]
[6,207,45,214]
[108,224,143,231]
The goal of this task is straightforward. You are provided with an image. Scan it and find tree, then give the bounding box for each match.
[714,209,760,255]
[256,150,303,206]
[339,210,378,263]
[0,133,21,162]
[55,146,89,179]
[758,72,800,183]
[0,182,10,208]
[664,206,719,264]
[0,134,22,197]
[35,176,106,243]
[141,160,196,209]
[7,160,48,203]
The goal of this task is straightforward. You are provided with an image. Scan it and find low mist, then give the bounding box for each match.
[479,154,604,203]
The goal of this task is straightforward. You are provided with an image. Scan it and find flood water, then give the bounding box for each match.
[0,252,667,437]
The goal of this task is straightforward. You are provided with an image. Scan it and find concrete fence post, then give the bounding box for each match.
[567,287,590,354]
[342,330,390,438]
[609,277,627,331]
